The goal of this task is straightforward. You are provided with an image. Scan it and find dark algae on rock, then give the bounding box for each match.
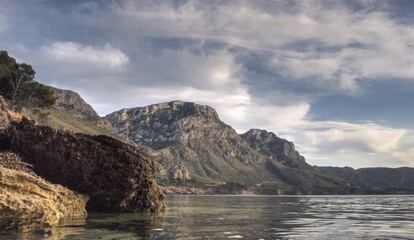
[1,117,165,212]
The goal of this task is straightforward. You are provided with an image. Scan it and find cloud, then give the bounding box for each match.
[2,0,414,168]
[40,42,129,68]
[280,120,408,168]
[142,1,414,92]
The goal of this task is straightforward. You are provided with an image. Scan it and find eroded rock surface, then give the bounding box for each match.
[0,152,87,232]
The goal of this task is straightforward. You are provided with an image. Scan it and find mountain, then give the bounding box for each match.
[105,101,347,193]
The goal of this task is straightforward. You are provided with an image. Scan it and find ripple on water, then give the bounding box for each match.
[227,235,243,238]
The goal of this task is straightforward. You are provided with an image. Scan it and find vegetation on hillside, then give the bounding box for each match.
[0,50,56,109]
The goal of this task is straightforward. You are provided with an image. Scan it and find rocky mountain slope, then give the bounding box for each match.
[22,87,115,137]
[105,101,346,193]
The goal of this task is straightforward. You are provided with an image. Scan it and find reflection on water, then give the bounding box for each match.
[1,195,413,239]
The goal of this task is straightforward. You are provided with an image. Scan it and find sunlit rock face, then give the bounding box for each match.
[0,151,88,233]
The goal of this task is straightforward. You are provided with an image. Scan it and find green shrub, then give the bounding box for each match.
[0,50,56,108]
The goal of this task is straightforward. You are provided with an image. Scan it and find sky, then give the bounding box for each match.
[1,0,414,168]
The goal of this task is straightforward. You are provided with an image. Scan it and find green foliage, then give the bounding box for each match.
[0,50,56,108]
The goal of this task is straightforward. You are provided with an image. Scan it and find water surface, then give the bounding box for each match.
[2,195,414,239]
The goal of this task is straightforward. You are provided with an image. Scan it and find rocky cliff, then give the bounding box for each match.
[0,96,165,213]
[105,101,344,193]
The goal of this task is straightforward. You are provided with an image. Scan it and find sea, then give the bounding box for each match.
[1,195,413,239]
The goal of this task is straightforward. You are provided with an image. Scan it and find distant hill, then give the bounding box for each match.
[317,166,414,194]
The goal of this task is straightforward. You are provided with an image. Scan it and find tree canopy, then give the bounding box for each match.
[0,51,56,109]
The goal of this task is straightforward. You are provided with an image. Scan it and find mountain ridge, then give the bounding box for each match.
[105,100,350,194]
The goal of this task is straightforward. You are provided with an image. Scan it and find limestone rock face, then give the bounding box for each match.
[105,101,330,187]
[241,129,307,168]
[0,152,87,232]
[105,101,268,183]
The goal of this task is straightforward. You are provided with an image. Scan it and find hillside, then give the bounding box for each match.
[21,87,116,137]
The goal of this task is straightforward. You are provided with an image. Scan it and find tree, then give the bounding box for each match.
[0,51,56,109]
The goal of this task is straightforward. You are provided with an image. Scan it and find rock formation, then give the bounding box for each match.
[0,100,87,232]
[0,96,165,213]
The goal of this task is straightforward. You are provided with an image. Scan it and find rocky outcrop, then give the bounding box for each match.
[1,118,165,212]
[0,152,87,232]
[0,96,165,213]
